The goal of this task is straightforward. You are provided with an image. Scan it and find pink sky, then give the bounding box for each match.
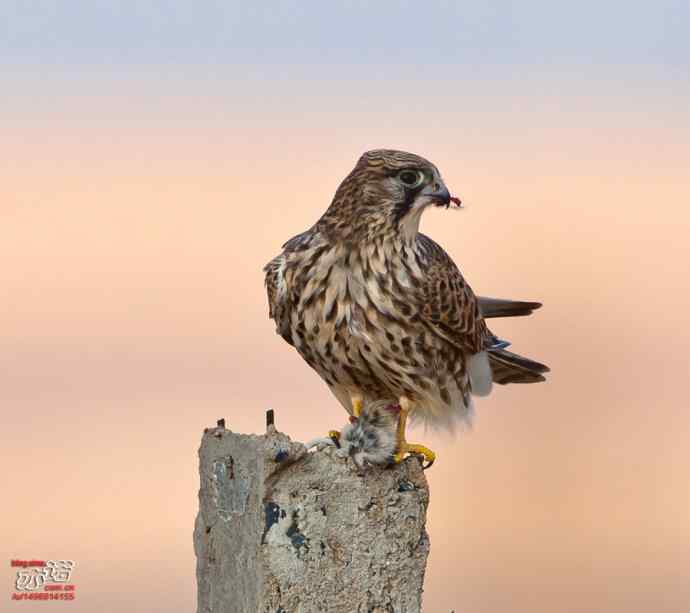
[3,68,690,612]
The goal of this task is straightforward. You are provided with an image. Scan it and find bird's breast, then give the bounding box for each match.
[294,242,420,334]
[282,239,472,424]
[288,243,426,385]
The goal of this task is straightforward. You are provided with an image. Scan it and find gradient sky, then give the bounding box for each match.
[2,2,690,612]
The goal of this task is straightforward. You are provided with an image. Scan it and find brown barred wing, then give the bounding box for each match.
[414,234,490,354]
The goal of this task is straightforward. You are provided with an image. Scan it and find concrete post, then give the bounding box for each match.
[194,416,430,613]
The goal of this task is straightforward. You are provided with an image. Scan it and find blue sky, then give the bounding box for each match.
[2,0,688,74]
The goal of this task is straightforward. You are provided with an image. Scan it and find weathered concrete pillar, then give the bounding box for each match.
[194,417,430,613]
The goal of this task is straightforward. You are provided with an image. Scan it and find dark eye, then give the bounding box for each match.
[398,169,425,188]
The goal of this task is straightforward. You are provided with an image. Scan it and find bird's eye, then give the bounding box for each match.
[398,169,425,188]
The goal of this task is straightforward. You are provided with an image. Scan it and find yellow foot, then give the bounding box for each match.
[325,395,360,450]
[393,441,436,469]
[392,397,435,469]
[328,430,341,448]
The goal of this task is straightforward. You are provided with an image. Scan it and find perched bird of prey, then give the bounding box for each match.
[265,149,548,468]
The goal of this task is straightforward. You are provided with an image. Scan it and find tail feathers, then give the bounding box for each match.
[478,296,542,319]
[488,348,550,385]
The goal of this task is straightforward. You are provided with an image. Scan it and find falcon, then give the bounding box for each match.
[264,149,548,468]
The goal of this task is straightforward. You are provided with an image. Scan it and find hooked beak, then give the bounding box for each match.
[420,181,451,207]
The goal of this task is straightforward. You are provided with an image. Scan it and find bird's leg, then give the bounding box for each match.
[392,397,436,469]
[327,394,363,448]
[351,394,363,418]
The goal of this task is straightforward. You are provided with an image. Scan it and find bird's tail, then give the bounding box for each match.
[478,296,542,318]
[479,295,549,384]
[488,348,550,384]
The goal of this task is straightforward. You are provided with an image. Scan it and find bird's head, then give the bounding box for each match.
[320,149,460,243]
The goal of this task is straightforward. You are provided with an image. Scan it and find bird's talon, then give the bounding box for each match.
[393,442,436,468]
[328,430,341,449]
